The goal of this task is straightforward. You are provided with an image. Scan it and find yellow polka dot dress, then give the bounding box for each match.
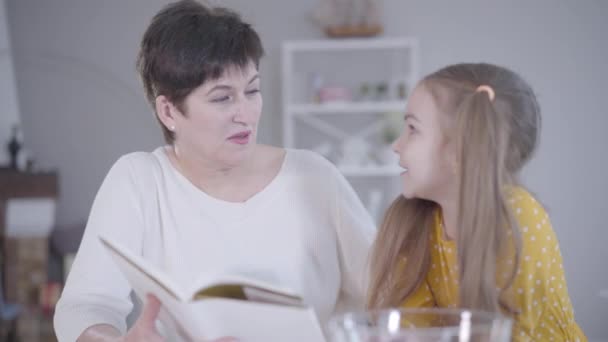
[401,188,587,341]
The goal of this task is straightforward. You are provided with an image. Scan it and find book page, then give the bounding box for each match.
[189,273,302,304]
[98,235,187,302]
[184,298,327,342]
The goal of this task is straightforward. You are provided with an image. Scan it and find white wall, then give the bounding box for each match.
[0,0,20,165]
[7,0,608,338]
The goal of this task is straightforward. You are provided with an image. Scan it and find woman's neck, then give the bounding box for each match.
[169,145,259,202]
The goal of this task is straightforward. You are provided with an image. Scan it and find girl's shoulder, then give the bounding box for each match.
[506,186,547,219]
[506,186,559,255]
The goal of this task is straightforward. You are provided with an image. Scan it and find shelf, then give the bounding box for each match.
[338,165,403,177]
[283,38,418,52]
[289,101,406,115]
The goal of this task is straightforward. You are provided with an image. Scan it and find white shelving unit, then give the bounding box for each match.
[281,37,419,220]
[288,101,407,115]
[338,165,404,177]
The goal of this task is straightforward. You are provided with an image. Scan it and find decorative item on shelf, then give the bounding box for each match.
[389,78,409,100]
[318,85,352,103]
[6,124,22,170]
[310,73,325,103]
[357,81,399,102]
[324,25,383,38]
[357,82,372,101]
[375,82,389,101]
[312,0,383,38]
[338,137,372,168]
[5,124,35,172]
[397,81,408,99]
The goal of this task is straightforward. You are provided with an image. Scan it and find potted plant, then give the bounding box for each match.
[376,112,402,165]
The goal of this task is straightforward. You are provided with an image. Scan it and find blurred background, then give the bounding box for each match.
[0,0,606,340]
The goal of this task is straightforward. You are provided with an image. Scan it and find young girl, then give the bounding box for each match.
[368,63,586,341]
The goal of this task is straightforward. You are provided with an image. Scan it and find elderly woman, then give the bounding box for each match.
[53,1,375,341]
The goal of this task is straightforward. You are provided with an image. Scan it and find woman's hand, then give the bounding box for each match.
[121,294,164,342]
[123,294,239,342]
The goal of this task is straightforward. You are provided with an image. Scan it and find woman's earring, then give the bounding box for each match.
[169,125,175,131]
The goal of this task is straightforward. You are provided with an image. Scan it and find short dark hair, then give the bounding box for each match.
[136,0,265,143]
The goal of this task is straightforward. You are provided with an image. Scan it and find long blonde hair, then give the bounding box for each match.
[367,63,541,314]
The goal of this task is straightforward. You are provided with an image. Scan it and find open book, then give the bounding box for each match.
[99,235,326,342]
